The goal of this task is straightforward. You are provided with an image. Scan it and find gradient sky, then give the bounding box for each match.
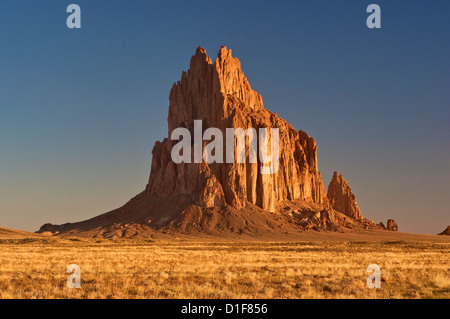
[0,0,449,234]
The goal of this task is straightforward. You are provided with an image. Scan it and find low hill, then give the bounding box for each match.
[0,226,44,239]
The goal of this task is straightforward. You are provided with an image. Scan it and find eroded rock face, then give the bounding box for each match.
[327,172,363,220]
[36,46,392,238]
[387,219,399,231]
[147,46,327,212]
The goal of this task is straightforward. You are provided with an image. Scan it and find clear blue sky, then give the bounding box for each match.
[0,0,449,234]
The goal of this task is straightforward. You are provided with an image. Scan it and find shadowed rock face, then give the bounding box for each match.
[438,226,450,235]
[147,46,326,213]
[327,172,363,220]
[387,219,399,232]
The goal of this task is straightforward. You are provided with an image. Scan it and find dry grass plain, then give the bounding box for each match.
[0,233,449,299]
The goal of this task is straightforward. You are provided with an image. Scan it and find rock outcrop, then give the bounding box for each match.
[378,219,399,231]
[438,226,450,235]
[147,46,326,213]
[327,172,363,220]
[36,46,390,238]
[386,219,399,232]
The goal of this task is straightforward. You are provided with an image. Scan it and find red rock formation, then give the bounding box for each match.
[327,171,363,220]
[386,219,399,231]
[147,46,327,213]
[37,46,390,238]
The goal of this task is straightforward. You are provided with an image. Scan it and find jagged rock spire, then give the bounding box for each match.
[327,171,363,220]
[148,46,327,212]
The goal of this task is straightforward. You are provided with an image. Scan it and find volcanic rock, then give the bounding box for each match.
[147,46,327,213]
[438,226,450,235]
[386,219,399,232]
[327,172,363,220]
[37,46,387,238]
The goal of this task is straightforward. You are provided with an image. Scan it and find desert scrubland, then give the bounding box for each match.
[0,234,448,299]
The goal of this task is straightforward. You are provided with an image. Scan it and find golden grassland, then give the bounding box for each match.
[0,237,448,299]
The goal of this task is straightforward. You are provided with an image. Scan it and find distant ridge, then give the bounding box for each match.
[0,226,44,239]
